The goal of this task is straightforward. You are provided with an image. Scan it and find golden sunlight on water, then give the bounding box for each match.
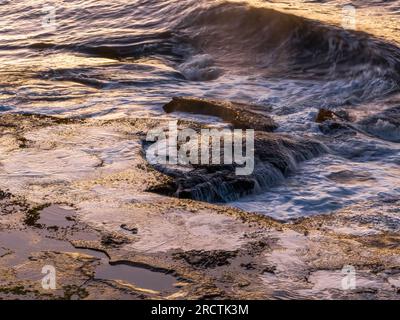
[238,0,400,44]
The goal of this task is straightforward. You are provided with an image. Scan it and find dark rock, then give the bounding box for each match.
[120,223,138,234]
[163,97,278,132]
[147,132,326,202]
[101,234,130,247]
[254,132,325,175]
[315,109,335,123]
[335,109,354,122]
[173,250,238,269]
[316,108,354,124]
[319,121,355,136]
[316,108,357,136]
[262,265,277,274]
[146,179,178,196]
[241,263,257,270]
[0,190,12,200]
[23,204,50,228]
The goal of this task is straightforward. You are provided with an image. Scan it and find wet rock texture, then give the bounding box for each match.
[0,110,399,300]
[149,132,326,202]
[164,96,278,131]
[150,98,326,202]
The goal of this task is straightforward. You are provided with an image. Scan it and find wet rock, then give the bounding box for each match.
[62,285,90,300]
[0,286,30,297]
[2,114,399,299]
[120,223,138,234]
[23,204,50,228]
[148,132,326,202]
[319,121,355,136]
[262,265,277,274]
[315,108,353,123]
[241,263,257,270]
[0,113,80,133]
[0,190,30,217]
[173,250,238,269]
[352,214,400,232]
[254,132,325,174]
[0,250,135,300]
[70,240,110,258]
[335,109,354,122]
[0,247,10,258]
[315,109,335,123]
[149,170,257,203]
[101,233,130,247]
[163,97,277,131]
[243,238,273,256]
[0,190,12,200]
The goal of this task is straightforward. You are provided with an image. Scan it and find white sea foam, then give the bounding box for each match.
[178,54,223,81]
[363,119,400,142]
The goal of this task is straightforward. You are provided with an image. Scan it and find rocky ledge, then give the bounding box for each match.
[0,101,399,299]
[164,96,278,131]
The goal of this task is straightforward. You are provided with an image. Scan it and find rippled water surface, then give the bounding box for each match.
[1,0,400,219]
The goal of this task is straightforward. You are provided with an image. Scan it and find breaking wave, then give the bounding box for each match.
[175,2,400,95]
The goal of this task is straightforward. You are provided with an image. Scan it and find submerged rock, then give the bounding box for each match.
[316,108,358,137]
[315,109,353,124]
[163,97,277,131]
[148,97,326,202]
[327,170,375,184]
[147,132,326,202]
[319,121,356,137]
[315,109,335,123]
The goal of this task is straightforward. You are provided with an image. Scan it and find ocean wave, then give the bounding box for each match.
[178,54,223,81]
[176,2,400,84]
[2,0,400,112]
[16,1,400,89]
[358,105,400,142]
